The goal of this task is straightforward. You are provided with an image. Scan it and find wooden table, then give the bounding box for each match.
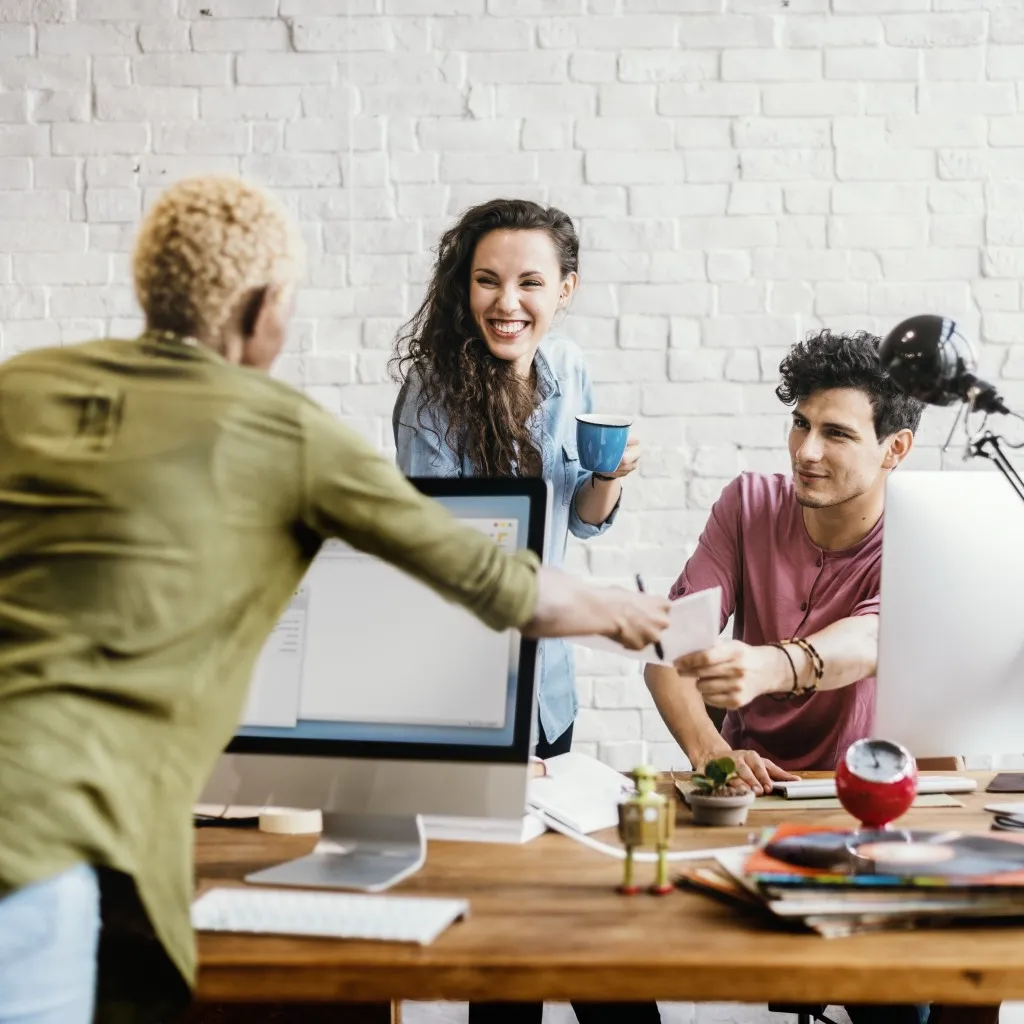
[192,772,1018,1020]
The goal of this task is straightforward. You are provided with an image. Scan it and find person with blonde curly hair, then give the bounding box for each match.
[0,174,670,1024]
[132,173,305,364]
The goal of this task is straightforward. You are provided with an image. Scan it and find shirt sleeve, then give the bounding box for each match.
[668,476,744,631]
[569,356,621,540]
[392,377,462,478]
[301,400,538,632]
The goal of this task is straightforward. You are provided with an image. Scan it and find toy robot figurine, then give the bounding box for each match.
[616,764,674,895]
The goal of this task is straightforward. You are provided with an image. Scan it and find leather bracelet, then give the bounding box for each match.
[592,472,617,483]
[783,636,823,695]
[767,641,798,702]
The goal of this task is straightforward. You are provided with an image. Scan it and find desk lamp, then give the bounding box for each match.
[879,314,1024,504]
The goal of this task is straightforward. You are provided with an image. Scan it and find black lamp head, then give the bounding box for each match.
[878,314,978,408]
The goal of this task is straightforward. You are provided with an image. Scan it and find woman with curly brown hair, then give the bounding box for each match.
[393,199,641,763]
[393,199,661,1024]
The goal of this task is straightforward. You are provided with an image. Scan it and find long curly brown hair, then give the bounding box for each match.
[391,199,580,478]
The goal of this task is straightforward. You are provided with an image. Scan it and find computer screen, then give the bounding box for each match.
[876,469,1024,758]
[228,479,547,762]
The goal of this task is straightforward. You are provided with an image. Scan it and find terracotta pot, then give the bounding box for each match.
[685,790,756,827]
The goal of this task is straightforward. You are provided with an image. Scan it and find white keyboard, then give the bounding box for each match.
[192,887,469,946]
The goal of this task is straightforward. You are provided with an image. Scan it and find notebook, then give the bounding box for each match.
[771,776,977,800]
[526,752,634,834]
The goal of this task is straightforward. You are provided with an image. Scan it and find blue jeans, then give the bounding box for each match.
[0,864,100,1024]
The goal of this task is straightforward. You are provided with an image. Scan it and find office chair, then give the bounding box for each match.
[916,756,965,771]
[768,1004,839,1023]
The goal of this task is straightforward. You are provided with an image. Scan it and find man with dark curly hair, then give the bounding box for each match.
[645,329,923,796]
[645,330,974,1024]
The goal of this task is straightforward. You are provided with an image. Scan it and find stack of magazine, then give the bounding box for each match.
[679,823,1024,938]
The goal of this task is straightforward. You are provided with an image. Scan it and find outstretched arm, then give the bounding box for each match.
[674,614,879,709]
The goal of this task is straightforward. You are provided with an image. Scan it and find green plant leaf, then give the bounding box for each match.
[692,757,741,795]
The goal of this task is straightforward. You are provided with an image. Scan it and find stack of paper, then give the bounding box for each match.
[423,752,635,845]
[422,814,546,845]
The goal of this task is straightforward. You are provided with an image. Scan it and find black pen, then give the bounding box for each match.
[635,573,666,661]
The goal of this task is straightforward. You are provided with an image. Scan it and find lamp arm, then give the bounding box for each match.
[969,431,1024,505]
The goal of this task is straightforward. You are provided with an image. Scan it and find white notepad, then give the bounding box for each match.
[985,800,1024,815]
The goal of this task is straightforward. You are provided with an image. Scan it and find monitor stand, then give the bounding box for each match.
[245,813,426,893]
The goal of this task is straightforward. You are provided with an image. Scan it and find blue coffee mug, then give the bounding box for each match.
[576,414,632,474]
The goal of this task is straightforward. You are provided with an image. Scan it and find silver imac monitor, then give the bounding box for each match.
[200,477,548,891]
[876,470,1024,759]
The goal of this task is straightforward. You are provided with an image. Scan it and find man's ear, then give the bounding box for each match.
[883,428,914,470]
[239,286,269,339]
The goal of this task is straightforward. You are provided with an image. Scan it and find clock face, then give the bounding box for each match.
[845,738,911,784]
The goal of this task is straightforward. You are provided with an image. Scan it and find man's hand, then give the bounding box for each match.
[695,748,799,796]
[674,639,790,709]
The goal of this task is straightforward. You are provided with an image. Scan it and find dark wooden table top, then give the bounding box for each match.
[194,771,1023,1007]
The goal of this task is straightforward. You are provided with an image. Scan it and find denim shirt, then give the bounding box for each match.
[392,334,619,743]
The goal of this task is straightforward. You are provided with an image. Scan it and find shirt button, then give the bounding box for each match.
[801,602,808,611]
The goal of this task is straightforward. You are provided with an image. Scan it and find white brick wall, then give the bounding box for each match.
[0,0,1018,685]
[4,15,1024,1006]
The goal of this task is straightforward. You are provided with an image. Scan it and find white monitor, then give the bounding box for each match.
[200,477,548,891]
[876,470,1024,759]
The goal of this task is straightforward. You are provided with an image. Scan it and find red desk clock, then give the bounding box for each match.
[835,738,918,829]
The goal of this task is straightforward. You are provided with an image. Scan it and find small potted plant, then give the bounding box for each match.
[685,757,756,827]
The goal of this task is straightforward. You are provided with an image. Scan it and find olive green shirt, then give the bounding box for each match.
[0,333,539,988]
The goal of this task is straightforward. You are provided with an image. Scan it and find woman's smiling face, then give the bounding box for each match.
[468,228,577,378]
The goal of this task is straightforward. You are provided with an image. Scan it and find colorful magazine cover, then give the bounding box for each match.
[744,823,1024,890]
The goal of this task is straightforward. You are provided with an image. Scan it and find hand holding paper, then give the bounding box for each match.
[570,586,721,666]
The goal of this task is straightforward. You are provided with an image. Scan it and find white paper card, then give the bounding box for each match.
[569,586,721,666]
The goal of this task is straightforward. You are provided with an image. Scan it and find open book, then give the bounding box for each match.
[527,751,634,834]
